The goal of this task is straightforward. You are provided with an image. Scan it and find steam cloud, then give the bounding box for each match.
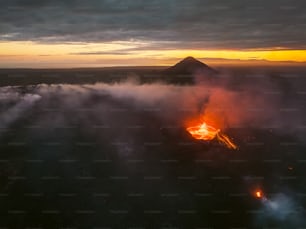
[1,76,305,141]
[255,193,305,227]
[0,88,41,131]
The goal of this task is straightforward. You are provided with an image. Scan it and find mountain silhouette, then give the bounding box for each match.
[164,56,218,75]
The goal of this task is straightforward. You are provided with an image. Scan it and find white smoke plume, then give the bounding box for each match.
[0,91,41,130]
[255,193,305,227]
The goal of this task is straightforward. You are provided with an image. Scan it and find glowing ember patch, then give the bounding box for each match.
[187,121,237,150]
[255,190,263,198]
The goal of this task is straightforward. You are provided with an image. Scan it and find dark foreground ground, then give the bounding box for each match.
[0,66,306,228]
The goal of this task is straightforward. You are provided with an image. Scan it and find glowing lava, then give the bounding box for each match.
[255,190,263,199]
[253,189,269,202]
[187,121,237,150]
[187,122,219,141]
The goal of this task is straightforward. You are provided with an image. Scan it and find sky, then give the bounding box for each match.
[1,0,306,68]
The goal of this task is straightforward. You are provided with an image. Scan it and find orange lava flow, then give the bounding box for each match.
[186,121,237,150]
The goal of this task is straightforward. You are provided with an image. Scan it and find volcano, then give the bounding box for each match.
[164,56,218,75]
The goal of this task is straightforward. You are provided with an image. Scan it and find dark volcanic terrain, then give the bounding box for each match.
[0,59,306,228]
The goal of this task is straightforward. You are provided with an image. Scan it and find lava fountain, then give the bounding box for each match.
[186,119,237,150]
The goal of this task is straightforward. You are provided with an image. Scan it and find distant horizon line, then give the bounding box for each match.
[1,56,306,69]
[1,63,306,70]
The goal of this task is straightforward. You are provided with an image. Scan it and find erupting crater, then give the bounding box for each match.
[186,119,237,150]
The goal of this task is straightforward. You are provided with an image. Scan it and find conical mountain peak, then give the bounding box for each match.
[164,56,217,75]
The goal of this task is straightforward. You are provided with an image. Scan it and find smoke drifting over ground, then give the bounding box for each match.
[0,91,41,131]
[256,193,305,227]
[0,72,305,228]
[32,76,304,133]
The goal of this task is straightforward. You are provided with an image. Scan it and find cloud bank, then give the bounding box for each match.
[1,0,306,50]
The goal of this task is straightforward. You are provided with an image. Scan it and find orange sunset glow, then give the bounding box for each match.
[1,41,306,68]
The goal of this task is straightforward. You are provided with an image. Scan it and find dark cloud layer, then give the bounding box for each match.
[1,0,306,49]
